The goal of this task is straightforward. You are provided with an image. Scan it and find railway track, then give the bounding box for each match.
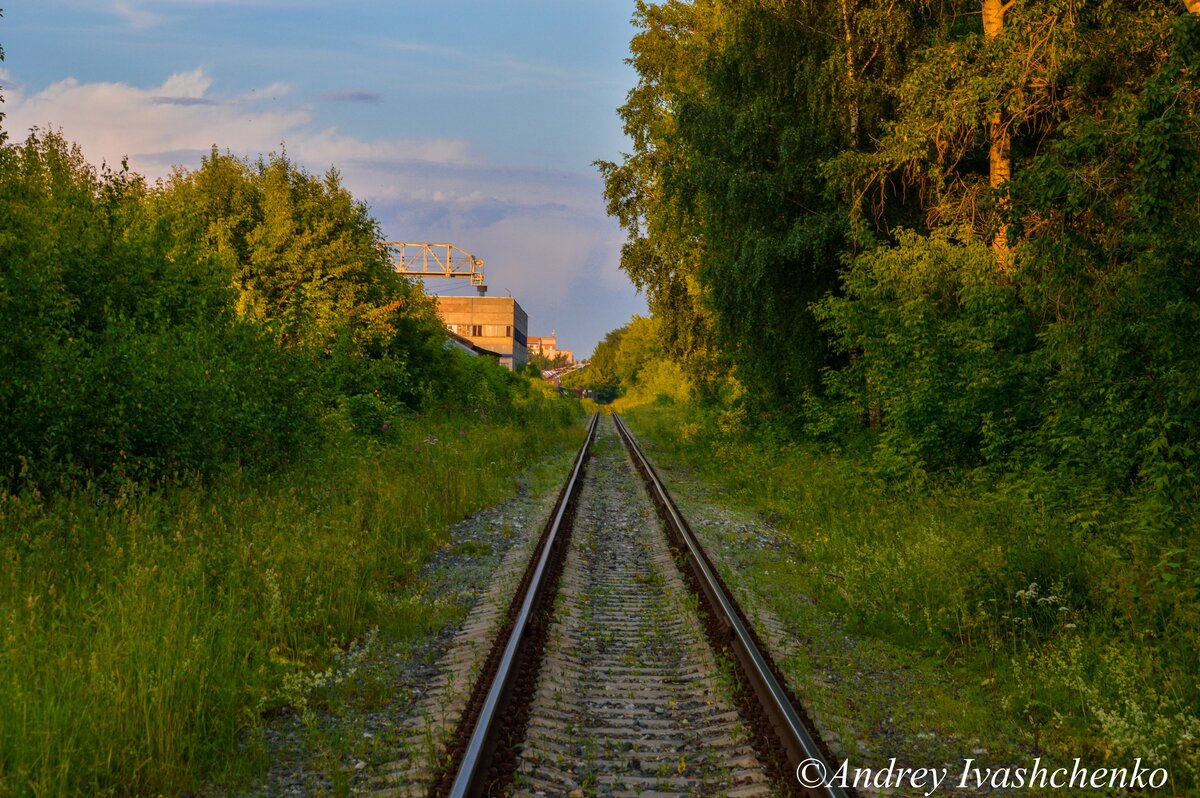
[400,413,848,798]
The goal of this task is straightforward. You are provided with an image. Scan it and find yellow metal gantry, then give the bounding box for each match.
[379,242,486,295]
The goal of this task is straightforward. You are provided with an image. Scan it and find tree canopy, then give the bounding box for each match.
[603,0,1200,501]
[0,130,531,488]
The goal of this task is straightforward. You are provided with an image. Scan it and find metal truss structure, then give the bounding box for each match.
[379,242,486,295]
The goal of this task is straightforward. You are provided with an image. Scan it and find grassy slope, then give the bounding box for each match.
[0,408,585,797]
[622,403,1200,793]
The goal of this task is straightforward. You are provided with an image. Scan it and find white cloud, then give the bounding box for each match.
[1,68,644,354]
[3,69,471,179]
[157,69,213,99]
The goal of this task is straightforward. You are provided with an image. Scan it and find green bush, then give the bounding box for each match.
[623,403,1200,787]
[818,229,1038,472]
[19,321,312,484]
[0,129,539,489]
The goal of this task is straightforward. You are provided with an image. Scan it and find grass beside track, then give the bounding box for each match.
[0,408,586,797]
[621,403,1200,793]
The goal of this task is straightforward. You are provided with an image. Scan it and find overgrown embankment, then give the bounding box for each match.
[593,4,1200,789]
[0,411,583,796]
[623,403,1200,791]
[0,129,531,491]
[0,126,587,795]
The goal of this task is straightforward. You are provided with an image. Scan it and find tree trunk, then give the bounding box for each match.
[982,0,1008,36]
[983,0,1013,260]
[839,0,860,147]
[988,113,1011,191]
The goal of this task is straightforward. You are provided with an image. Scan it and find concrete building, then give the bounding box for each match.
[444,329,501,361]
[436,296,528,369]
[527,334,573,366]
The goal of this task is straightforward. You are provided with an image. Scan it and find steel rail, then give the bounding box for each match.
[446,412,599,798]
[613,413,850,798]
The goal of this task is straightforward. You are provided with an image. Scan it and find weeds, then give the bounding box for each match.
[623,404,1200,791]
[0,409,584,797]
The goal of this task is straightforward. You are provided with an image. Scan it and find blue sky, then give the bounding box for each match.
[1,1,647,357]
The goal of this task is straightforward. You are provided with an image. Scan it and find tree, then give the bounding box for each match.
[561,326,627,402]
[529,350,569,371]
[598,1,726,395]
[603,0,956,410]
[0,130,481,485]
[983,0,1014,257]
[823,0,1200,485]
[1,8,6,134]
[612,0,1200,498]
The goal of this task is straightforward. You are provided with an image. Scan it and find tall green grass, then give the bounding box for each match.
[0,407,583,797]
[624,403,1200,790]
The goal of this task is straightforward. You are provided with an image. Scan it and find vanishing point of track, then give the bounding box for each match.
[429,413,848,798]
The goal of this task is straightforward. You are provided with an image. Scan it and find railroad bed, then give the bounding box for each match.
[372,414,845,798]
[513,418,769,796]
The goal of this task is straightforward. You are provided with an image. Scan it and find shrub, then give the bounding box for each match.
[817,229,1038,472]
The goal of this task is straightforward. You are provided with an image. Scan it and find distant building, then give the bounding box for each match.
[528,334,573,366]
[436,296,528,370]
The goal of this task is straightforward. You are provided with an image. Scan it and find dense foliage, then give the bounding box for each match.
[605,0,1200,502]
[1,49,584,794]
[0,410,582,797]
[604,0,1200,784]
[528,349,570,371]
[0,130,529,488]
[562,315,689,405]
